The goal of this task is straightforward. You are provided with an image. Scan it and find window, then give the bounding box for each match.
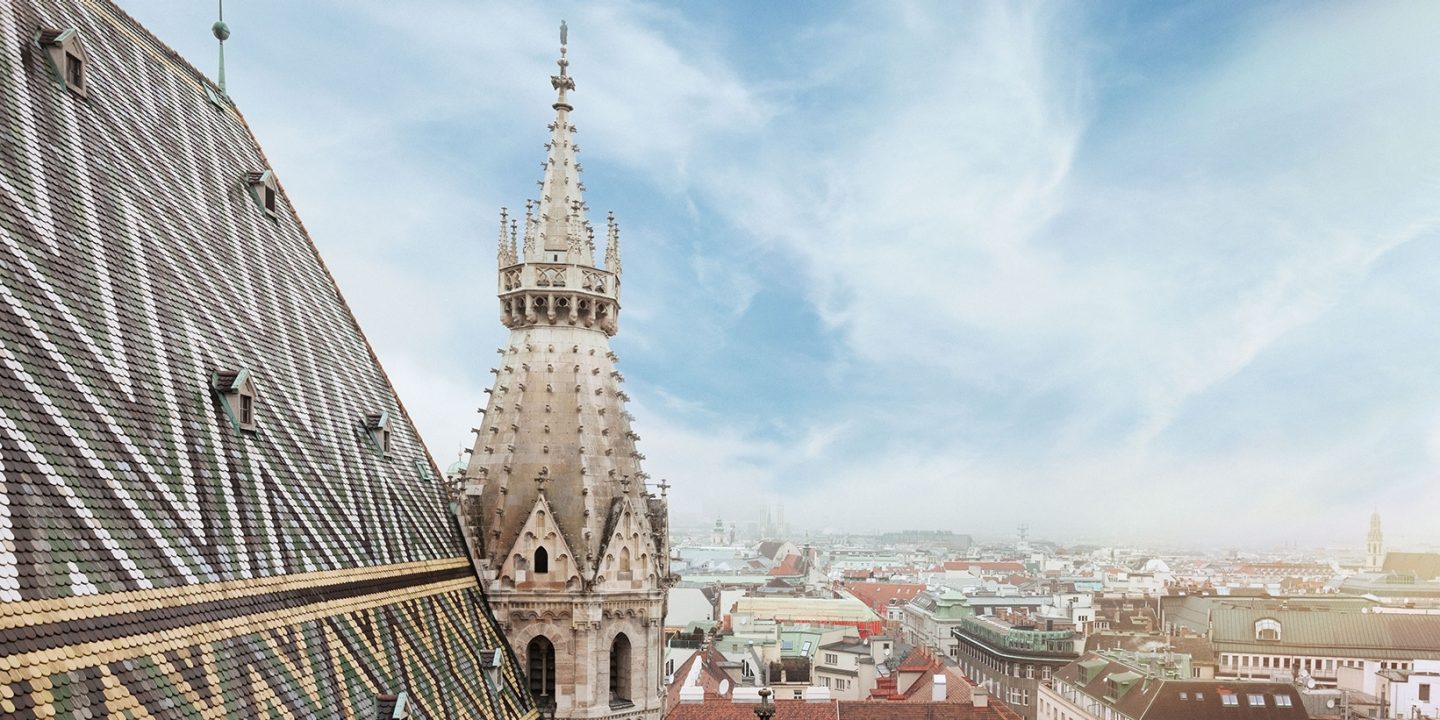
[35,27,88,97]
[534,547,549,574]
[1255,618,1282,642]
[65,52,83,88]
[244,170,280,217]
[825,653,839,665]
[527,636,555,702]
[1419,684,1430,703]
[211,369,257,433]
[1275,695,1293,707]
[1179,692,1189,701]
[1195,693,1204,701]
[363,412,392,457]
[1221,693,1238,707]
[1247,694,1266,706]
[610,634,632,706]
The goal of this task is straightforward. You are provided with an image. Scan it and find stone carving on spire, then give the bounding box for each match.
[606,211,622,278]
[497,207,513,266]
[522,199,537,259]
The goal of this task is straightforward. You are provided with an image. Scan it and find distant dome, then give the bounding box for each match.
[445,455,468,476]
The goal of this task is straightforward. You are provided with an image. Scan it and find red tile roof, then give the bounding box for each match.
[769,554,806,576]
[843,582,927,613]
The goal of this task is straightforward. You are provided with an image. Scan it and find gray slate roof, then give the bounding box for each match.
[0,0,532,717]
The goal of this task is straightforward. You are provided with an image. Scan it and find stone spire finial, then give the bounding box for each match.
[533,21,588,260]
[509,218,519,261]
[497,207,512,266]
[605,211,622,277]
[522,199,537,259]
[553,21,575,111]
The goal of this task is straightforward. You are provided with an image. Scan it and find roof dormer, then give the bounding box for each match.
[35,27,88,98]
[1254,617,1282,642]
[363,411,393,457]
[211,368,257,434]
[244,170,279,218]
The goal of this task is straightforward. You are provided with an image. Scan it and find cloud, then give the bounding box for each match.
[118,0,1440,546]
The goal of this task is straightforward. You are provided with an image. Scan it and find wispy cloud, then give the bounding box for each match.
[120,0,1440,546]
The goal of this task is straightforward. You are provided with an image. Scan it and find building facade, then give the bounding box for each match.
[458,26,673,720]
[903,589,975,658]
[953,615,1083,719]
[1165,596,1440,689]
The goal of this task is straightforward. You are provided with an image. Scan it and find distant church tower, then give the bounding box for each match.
[460,23,672,719]
[1366,512,1384,571]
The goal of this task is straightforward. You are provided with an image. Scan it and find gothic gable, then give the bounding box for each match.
[499,493,584,592]
[595,496,660,591]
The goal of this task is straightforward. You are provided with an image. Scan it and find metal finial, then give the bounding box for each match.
[212,0,230,95]
[560,21,568,49]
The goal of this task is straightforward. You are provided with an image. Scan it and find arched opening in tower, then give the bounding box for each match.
[534,546,549,574]
[609,633,632,706]
[527,636,556,702]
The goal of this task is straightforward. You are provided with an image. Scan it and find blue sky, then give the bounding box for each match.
[122,1,1440,548]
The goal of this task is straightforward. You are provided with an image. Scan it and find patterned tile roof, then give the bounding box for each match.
[0,0,533,717]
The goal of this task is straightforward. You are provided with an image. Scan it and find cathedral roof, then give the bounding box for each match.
[0,1,532,717]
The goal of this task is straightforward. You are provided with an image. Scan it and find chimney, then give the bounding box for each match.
[933,674,947,702]
[973,685,989,707]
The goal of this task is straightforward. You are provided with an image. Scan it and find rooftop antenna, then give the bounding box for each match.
[212,0,230,95]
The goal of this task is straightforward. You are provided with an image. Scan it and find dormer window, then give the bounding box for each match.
[363,412,392,457]
[1254,617,1282,642]
[244,170,280,218]
[210,369,257,433]
[35,28,88,97]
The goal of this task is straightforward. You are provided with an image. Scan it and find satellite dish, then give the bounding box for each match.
[719,680,731,695]
[1327,699,1337,709]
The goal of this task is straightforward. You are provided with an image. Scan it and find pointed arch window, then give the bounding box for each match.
[527,636,556,703]
[534,546,549,574]
[610,633,632,707]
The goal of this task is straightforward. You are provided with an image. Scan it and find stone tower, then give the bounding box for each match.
[1366,512,1384,571]
[459,23,673,720]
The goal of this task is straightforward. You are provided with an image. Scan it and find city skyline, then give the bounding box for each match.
[120,0,1440,546]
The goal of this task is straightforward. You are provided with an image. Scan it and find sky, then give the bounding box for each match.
[121,0,1440,549]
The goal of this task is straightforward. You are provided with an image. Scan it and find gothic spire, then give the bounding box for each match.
[497,206,512,266]
[606,211,622,278]
[533,20,592,264]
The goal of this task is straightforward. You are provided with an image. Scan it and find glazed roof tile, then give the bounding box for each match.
[0,0,533,716]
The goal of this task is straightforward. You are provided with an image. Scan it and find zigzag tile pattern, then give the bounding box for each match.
[0,0,534,716]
